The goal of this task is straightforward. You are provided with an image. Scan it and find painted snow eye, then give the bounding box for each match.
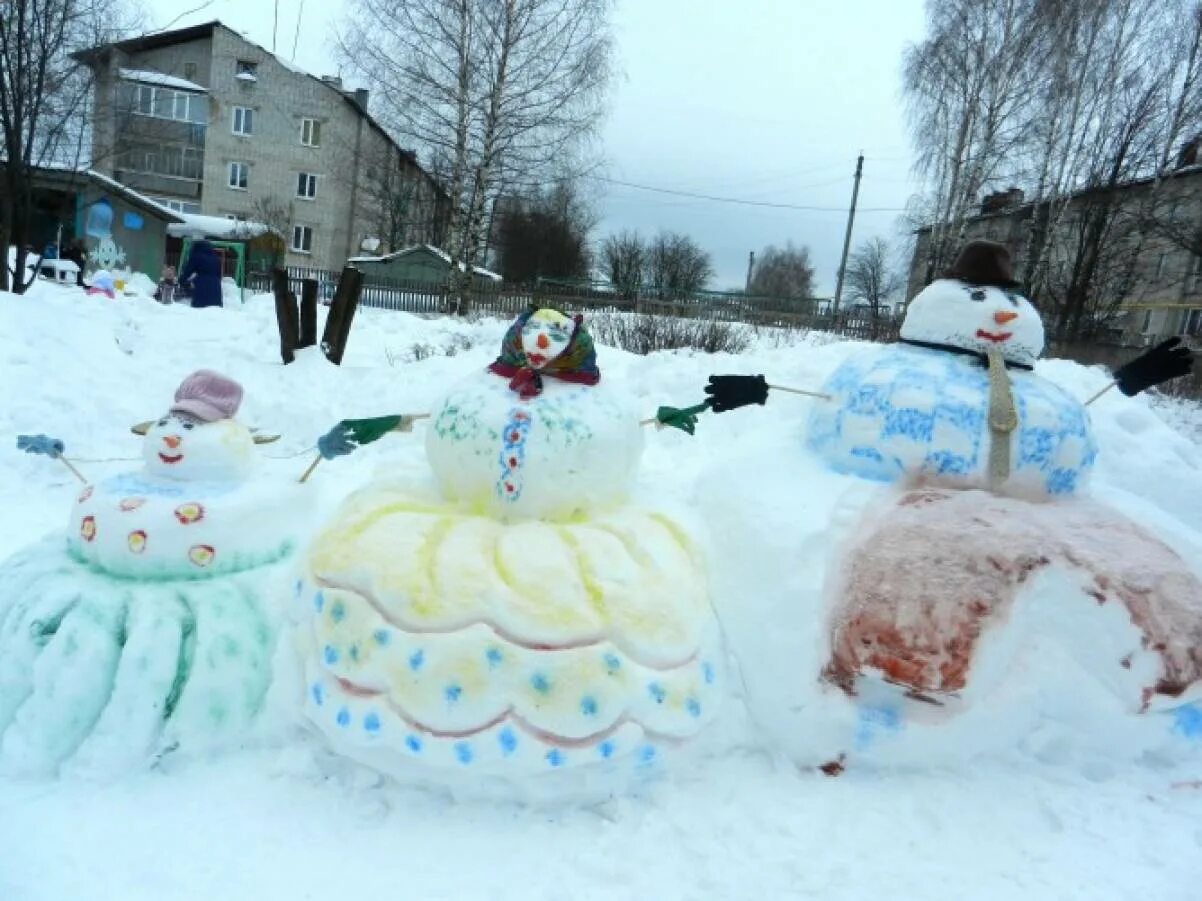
[1005,291,1020,307]
[157,418,169,427]
[969,289,986,302]
[182,421,195,430]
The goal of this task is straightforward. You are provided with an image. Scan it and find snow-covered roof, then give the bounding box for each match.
[167,214,269,239]
[119,68,206,93]
[348,244,502,281]
[84,170,185,222]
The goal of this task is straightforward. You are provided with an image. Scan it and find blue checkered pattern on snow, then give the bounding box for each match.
[806,345,1097,496]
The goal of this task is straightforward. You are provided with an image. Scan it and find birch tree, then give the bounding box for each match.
[905,0,1202,340]
[339,0,613,313]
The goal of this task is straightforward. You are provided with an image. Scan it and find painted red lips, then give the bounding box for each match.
[975,329,1013,343]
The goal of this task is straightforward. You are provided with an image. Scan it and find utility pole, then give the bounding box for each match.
[745,250,755,293]
[832,153,863,316]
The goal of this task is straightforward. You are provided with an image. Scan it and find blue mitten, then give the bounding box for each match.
[17,434,65,459]
[316,424,357,460]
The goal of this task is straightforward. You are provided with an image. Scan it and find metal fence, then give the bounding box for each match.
[245,265,903,342]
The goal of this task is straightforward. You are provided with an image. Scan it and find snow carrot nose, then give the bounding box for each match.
[536,333,549,350]
[994,310,1018,325]
[163,435,182,449]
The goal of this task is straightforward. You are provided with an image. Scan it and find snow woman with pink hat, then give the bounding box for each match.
[0,370,312,777]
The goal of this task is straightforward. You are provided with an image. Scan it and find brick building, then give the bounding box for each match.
[76,21,448,272]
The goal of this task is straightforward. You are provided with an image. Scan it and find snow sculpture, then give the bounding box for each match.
[426,307,643,520]
[807,259,1097,497]
[817,488,1202,762]
[295,309,723,796]
[702,241,1201,768]
[0,370,306,776]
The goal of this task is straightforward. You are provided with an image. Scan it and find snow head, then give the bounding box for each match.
[487,307,600,400]
[137,370,256,482]
[901,241,1044,367]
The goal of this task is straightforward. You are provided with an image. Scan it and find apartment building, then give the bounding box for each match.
[907,151,1202,346]
[76,21,448,271]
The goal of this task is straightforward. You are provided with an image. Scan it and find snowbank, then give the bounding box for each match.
[1,280,1201,899]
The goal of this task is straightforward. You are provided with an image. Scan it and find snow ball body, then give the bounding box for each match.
[808,279,1096,497]
[294,479,723,797]
[0,414,307,777]
[807,343,1098,497]
[426,374,644,520]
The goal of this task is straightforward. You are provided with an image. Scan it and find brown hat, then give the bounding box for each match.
[943,240,1019,288]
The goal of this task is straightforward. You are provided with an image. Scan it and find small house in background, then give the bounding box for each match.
[348,244,502,288]
[1,164,183,278]
[80,171,184,276]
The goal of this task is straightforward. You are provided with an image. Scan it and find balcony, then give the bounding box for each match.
[113,143,205,197]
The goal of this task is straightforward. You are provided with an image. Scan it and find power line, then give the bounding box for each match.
[586,174,906,212]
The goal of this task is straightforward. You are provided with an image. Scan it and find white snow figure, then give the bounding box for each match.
[293,309,723,801]
[808,249,1097,497]
[702,241,1202,771]
[0,371,307,776]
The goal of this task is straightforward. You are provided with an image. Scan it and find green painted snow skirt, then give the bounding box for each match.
[0,534,286,777]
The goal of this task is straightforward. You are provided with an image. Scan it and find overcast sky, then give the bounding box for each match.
[139,0,927,292]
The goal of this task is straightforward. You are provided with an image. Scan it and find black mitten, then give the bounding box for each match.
[704,374,770,413]
[1113,337,1194,396]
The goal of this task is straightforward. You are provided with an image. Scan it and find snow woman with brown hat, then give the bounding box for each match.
[694,240,1202,773]
[0,370,312,777]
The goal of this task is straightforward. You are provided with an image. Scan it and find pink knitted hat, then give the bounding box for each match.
[169,369,243,422]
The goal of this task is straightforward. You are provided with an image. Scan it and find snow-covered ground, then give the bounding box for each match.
[1,281,1201,900]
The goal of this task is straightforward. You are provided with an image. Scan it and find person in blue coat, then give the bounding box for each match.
[179,239,223,308]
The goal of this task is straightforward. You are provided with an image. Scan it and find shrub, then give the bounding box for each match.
[588,311,751,355]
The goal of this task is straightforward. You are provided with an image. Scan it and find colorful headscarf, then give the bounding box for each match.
[487,307,601,398]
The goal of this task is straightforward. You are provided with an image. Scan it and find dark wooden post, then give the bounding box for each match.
[299,278,318,348]
[271,268,298,364]
[321,265,364,365]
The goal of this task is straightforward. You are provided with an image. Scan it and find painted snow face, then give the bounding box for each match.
[141,412,255,482]
[900,278,1045,366]
[520,309,574,370]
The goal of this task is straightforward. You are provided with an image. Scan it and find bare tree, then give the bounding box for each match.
[903,0,1046,286]
[748,242,815,300]
[845,237,903,327]
[0,0,140,292]
[247,195,292,266]
[905,0,1202,341]
[338,0,613,314]
[646,231,713,299]
[496,179,593,282]
[601,229,644,299]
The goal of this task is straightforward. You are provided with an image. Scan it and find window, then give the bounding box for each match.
[184,62,197,81]
[232,106,254,136]
[1156,253,1168,281]
[152,197,201,214]
[1141,309,1154,333]
[236,60,259,80]
[301,118,321,147]
[228,161,248,190]
[296,172,317,199]
[1191,255,1202,293]
[292,225,313,254]
[1185,308,1202,337]
[132,84,206,124]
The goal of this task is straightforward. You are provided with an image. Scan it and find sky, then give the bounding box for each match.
[137,0,928,293]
